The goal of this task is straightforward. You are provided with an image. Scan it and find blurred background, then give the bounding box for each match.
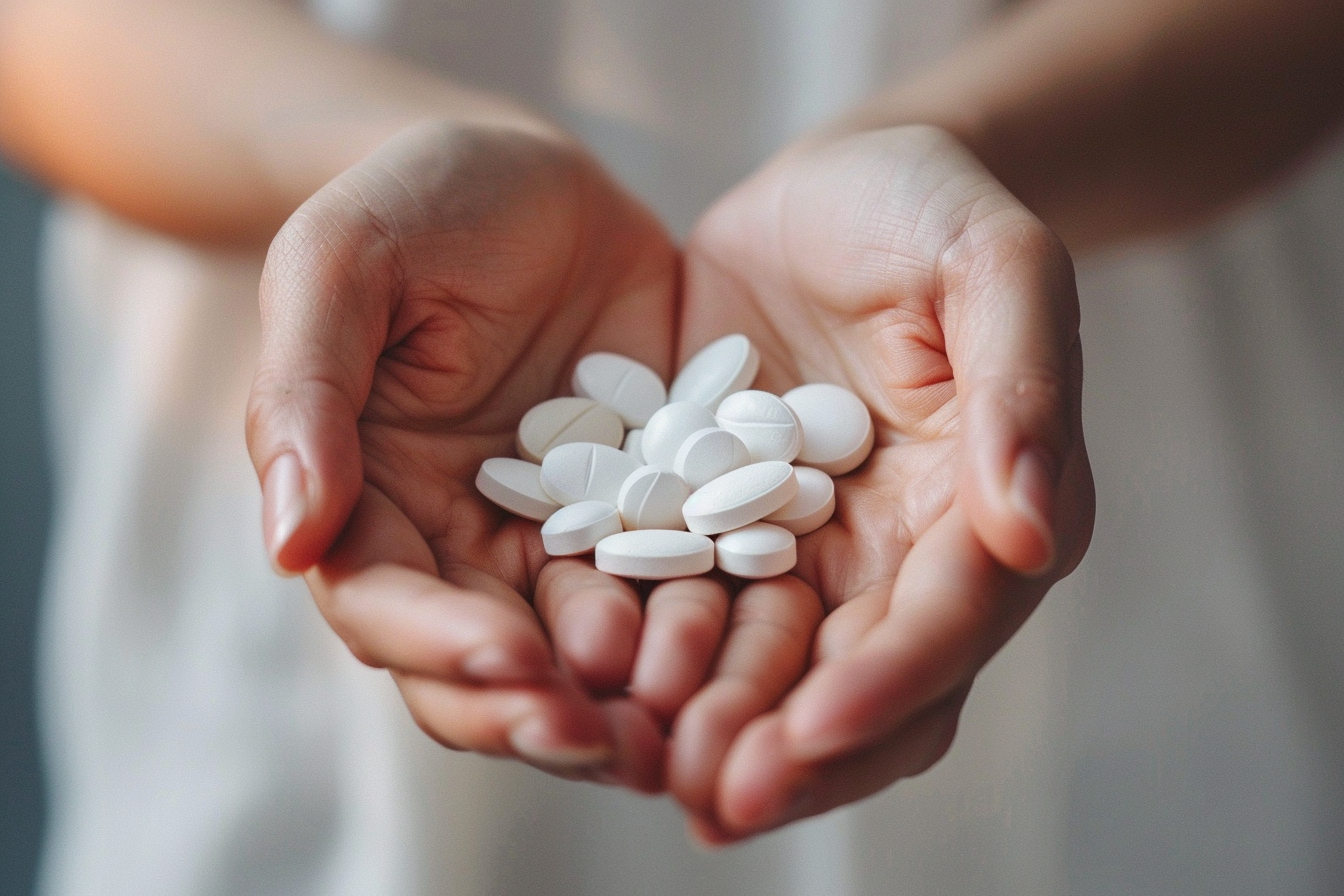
[1,159,49,896]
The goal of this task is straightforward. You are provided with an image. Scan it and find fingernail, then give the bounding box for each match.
[462,645,538,683]
[1009,448,1055,570]
[264,452,307,574]
[509,717,613,772]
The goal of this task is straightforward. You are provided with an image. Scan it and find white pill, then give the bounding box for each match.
[622,428,645,464]
[516,397,624,463]
[673,427,751,490]
[682,461,798,535]
[669,334,760,411]
[595,530,715,579]
[715,523,797,578]
[782,383,875,475]
[571,352,667,428]
[475,457,561,522]
[765,465,836,535]
[540,501,623,556]
[715,390,802,463]
[540,442,640,506]
[641,401,718,470]
[617,465,691,530]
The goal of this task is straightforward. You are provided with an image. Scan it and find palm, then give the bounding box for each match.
[668,126,1093,838]
[256,124,679,786]
[354,148,676,614]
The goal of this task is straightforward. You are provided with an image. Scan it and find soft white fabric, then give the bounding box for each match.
[35,0,1344,893]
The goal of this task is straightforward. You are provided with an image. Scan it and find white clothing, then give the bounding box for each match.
[35,0,1344,894]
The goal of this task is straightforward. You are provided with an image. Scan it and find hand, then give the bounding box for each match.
[246,121,689,789]
[664,125,1095,840]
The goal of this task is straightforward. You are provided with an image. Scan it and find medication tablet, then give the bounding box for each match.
[715,523,797,578]
[715,390,802,464]
[475,457,561,522]
[782,383,875,475]
[595,530,715,579]
[669,334,760,411]
[540,501,623,556]
[673,427,751,490]
[540,442,640,506]
[516,397,623,463]
[617,465,691,531]
[765,465,836,535]
[622,428,645,464]
[641,401,718,471]
[682,461,798,535]
[571,352,667,428]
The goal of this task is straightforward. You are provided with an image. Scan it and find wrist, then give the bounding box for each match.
[256,94,567,239]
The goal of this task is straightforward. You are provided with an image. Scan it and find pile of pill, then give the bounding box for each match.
[475,334,873,580]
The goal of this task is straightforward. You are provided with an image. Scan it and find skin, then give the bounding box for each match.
[2,0,1341,843]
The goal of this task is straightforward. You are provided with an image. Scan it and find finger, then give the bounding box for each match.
[629,577,732,723]
[310,484,554,683]
[781,501,1038,763]
[593,698,667,794]
[713,690,965,838]
[812,589,888,663]
[667,577,823,816]
[395,672,614,775]
[246,187,398,573]
[533,560,644,695]
[943,206,1081,574]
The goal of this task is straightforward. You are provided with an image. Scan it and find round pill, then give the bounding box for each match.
[681,461,798,535]
[623,428,645,464]
[617,465,691,530]
[715,523,797,578]
[715,390,802,463]
[595,530,715,580]
[540,442,640,506]
[641,401,718,471]
[669,333,760,411]
[540,501,623,556]
[782,383,875,475]
[475,457,561,522]
[516,397,624,463]
[571,352,667,428]
[764,465,836,535]
[673,427,751,490]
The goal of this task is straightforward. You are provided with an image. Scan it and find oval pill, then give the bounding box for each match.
[540,501,623,556]
[715,390,802,463]
[673,426,751,490]
[669,334,760,411]
[681,461,798,535]
[475,457,561,522]
[641,401,717,471]
[782,383,875,475]
[540,442,640,506]
[715,522,797,578]
[617,465,691,530]
[516,397,624,463]
[595,530,715,579]
[764,465,836,535]
[623,428,645,464]
[572,352,667,428]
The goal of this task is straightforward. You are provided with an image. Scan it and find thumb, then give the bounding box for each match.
[246,199,394,573]
[946,214,1080,575]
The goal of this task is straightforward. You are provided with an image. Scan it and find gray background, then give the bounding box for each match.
[1,159,49,896]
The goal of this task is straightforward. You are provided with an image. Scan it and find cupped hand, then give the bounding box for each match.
[246,121,691,789]
[664,125,1095,841]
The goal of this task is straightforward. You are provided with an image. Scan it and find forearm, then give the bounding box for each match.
[839,0,1344,250]
[0,0,549,246]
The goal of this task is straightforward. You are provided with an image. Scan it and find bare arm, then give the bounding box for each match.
[839,0,1344,250]
[0,0,548,246]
